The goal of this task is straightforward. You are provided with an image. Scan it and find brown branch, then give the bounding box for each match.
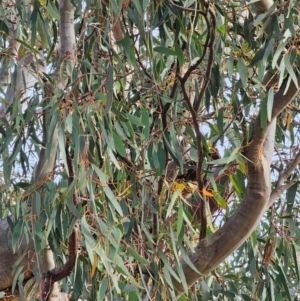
[275,151,300,188]
[180,12,211,84]
[178,75,206,239]
[193,4,216,112]
[269,175,300,207]
[153,58,182,246]
[66,139,80,206]
[41,223,80,301]
[249,75,300,162]
[271,74,300,121]
[166,0,207,15]
[49,223,80,282]
[41,140,80,301]
[268,152,300,206]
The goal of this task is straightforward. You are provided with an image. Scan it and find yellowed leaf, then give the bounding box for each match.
[90,253,98,278]
[202,188,213,197]
[286,112,291,130]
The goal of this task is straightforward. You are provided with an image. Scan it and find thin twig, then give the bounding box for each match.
[268,152,300,206]
[178,74,206,239]
[194,4,216,112]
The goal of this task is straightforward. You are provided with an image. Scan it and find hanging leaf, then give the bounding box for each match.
[238,58,247,88]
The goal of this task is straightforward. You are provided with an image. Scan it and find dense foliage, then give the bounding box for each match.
[0,0,300,300]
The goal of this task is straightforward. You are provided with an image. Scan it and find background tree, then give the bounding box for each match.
[0,0,300,300]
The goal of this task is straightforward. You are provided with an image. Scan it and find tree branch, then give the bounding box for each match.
[178,74,206,238]
[268,151,300,206]
[31,0,76,300]
[166,0,300,295]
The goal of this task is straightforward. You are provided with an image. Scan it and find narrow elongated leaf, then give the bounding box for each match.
[154,46,177,56]
[103,65,114,115]
[284,53,298,89]
[104,185,123,216]
[99,278,108,301]
[238,58,247,88]
[128,246,150,265]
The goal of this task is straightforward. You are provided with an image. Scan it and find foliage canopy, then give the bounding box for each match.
[0,0,300,300]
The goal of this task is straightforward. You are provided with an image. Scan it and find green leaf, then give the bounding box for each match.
[207,147,239,165]
[283,53,299,90]
[272,41,288,69]
[120,34,137,67]
[104,185,123,216]
[99,278,109,301]
[66,188,81,219]
[163,134,183,173]
[65,114,73,133]
[0,20,9,36]
[103,65,114,115]
[127,114,143,126]
[260,99,268,129]
[175,43,184,68]
[12,265,24,294]
[156,141,166,176]
[141,108,150,139]
[15,38,39,54]
[113,130,126,157]
[286,180,297,214]
[227,53,234,76]
[180,245,202,275]
[166,189,180,218]
[274,262,292,301]
[81,216,96,245]
[128,246,150,265]
[159,250,181,283]
[154,46,177,56]
[174,260,188,294]
[12,219,24,253]
[237,58,247,88]
[230,169,246,198]
[250,46,266,66]
[269,277,275,301]
[8,138,22,164]
[47,1,60,19]
[217,107,224,137]
[177,202,183,235]
[169,124,183,170]
[111,0,122,15]
[58,128,68,173]
[37,18,48,49]
[292,243,300,282]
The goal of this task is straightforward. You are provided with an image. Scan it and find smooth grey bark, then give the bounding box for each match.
[30,1,76,300]
[0,0,76,300]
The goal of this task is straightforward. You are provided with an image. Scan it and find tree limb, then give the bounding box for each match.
[167,0,300,295]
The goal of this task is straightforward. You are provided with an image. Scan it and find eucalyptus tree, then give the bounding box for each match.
[0,0,300,300]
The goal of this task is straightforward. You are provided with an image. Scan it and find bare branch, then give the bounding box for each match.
[276,152,300,188]
[194,4,216,112]
[178,75,206,238]
[269,175,300,207]
[268,151,300,206]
